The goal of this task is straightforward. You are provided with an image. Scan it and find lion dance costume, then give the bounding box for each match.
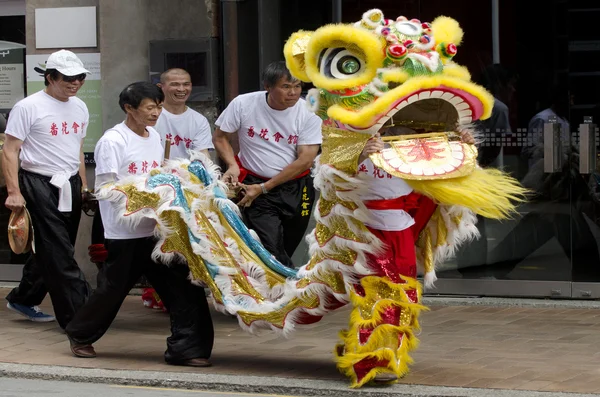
[95,10,526,388]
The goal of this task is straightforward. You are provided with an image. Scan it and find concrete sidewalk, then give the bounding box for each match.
[1,287,600,396]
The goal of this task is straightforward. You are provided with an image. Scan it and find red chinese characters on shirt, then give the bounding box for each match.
[244,127,301,146]
[128,162,138,174]
[358,164,368,173]
[259,128,269,141]
[372,168,386,179]
[50,121,86,136]
[128,161,160,174]
[165,133,173,141]
[184,138,192,148]
[173,135,183,146]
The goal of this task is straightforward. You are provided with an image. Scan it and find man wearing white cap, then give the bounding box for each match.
[2,49,93,328]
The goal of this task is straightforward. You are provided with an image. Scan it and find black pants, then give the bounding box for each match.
[242,174,315,268]
[6,170,90,328]
[65,237,214,362]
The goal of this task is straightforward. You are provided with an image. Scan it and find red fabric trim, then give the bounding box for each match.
[364,192,437,240]
[234,156,310,183]
[364,191,422,211]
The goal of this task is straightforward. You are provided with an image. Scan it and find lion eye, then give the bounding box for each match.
[319,48,364,79]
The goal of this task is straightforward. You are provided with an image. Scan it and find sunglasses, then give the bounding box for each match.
[62,73,87,83]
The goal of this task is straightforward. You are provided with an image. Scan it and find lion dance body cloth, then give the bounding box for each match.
[96,9,527,388]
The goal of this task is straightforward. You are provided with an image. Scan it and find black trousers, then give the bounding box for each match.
[242,174,315,268]
[6,170,90,328]
[65,237,214,362]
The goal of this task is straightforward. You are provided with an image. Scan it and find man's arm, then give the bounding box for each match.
[213,127,240,183]
[237,144,320,207]
[79,141,88,190]
[2,134,25,211]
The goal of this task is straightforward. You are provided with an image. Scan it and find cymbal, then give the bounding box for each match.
[8,208,33,254]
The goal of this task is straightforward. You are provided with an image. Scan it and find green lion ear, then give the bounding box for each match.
[284,31,313,82]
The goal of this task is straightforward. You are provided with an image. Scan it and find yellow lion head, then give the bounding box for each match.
[284,9,494,136]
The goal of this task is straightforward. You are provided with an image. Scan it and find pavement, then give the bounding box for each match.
[1,286,600,397]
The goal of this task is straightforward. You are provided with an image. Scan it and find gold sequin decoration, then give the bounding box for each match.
[159,210,223,304]
[296,270,347,294]
[183,189,199,210]
[320,126,370,174]
[212,207,287,289]
[195,208,267,303]
[422,229,434,275]
[115,184,161,215]
[315,217,364,247]
[433,209,447,247]
[313,249,359,268]
[355,276,421,320]
[399,310,412,327]
[237,296,320,329]
[318,198,358,217]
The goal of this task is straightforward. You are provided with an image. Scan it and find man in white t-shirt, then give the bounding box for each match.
[155,68,213,159]
[2,50,92,328]
[143,68,214,309]
[65,82,214,367]
[213,61,322,268]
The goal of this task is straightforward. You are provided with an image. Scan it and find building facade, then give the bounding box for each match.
[1,0,600,299]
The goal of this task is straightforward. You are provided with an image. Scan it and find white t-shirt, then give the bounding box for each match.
[95,122,164,239]
[154,107,214,160]
[358,159,415,231]
[215,91,322,178]
[6,90,88,176]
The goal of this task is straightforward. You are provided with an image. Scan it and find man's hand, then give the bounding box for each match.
[237,184,262,208]
[222,163,241,185]
[81,190,98,215]
[359,133,384,163]
[460,130,475,145]
[5,192,25,212]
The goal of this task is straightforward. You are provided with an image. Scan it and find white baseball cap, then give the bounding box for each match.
[45,49,90,76]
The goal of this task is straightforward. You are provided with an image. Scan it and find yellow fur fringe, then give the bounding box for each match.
[407,168,529,219]
[335,275,424,388]
[431,16,464,46]
[304,24,385,90]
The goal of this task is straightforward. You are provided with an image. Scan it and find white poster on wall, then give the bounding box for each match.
[35,7,97,49]
[0,64,23,110]
[0,49,25,111]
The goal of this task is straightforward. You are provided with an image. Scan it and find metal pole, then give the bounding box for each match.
[491,0,503,167]
[221,0,240,103]
[491,0,500,63]
[332,0,342,23]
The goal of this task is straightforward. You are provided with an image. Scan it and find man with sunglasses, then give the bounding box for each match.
[2,50,93,329]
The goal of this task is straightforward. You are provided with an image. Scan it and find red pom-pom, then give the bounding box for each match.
[446,43,458,56]
[388,44,408,58]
